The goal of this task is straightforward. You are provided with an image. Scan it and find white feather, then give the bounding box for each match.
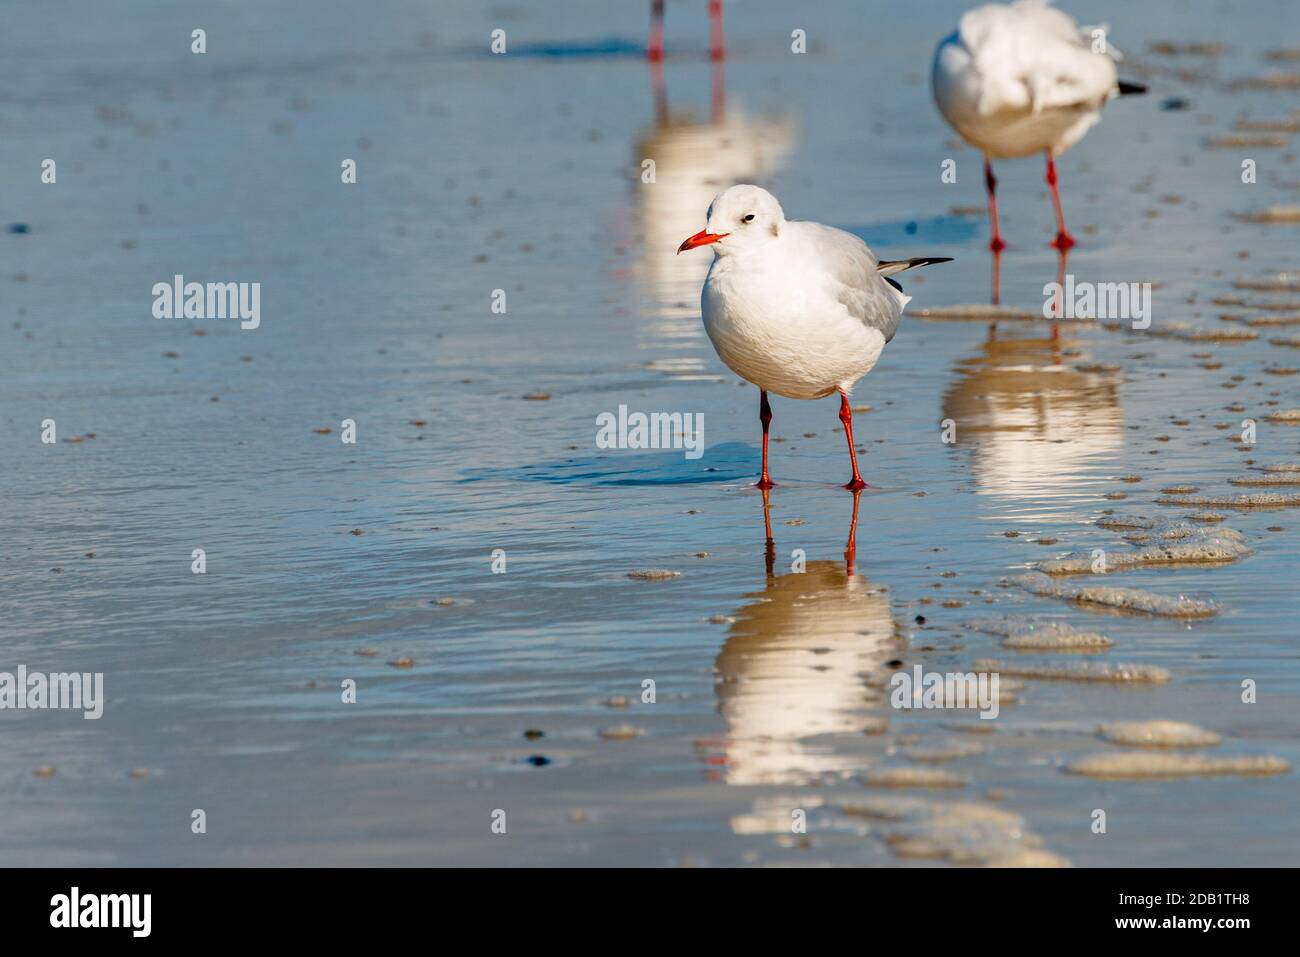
[932,0,1122,158]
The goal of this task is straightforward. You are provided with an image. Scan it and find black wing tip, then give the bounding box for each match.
[1118,80,1148,96]
[879,257,955,270]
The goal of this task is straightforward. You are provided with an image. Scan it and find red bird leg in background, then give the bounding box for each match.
[648,0,665,61]
[709,0,725,61]
[984,157,1005,254]
[648,1,725,62]
[1046,151,1076,251]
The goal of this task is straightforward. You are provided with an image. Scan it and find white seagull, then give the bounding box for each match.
[931,0,1146,251]
[678,184,951,490]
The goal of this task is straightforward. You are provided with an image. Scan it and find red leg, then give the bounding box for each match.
[708,0,725,61]
[760,486,775,577]
[845,489,862,574]
[1051,247,1068,339]
[756,390,775,489]
[1046,151,1075,251]
[838,390,868,491]
[990,244,1002,306]
[984,157,1005,254]
[648,0,665,61]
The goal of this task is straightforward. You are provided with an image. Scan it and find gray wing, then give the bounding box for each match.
[791,221,905,343]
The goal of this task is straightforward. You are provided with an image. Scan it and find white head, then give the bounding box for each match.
[678,184,786,257]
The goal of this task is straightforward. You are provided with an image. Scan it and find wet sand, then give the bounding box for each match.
[1,0,1298,866]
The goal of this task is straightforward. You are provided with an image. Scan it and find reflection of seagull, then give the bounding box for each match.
[633,93,796,320]
[713,561,894,787]
[630,58,795,377]
[941,332,1123,503]
[931,0,1146,251]
[708,491,896,788]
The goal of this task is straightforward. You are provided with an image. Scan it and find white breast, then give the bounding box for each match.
[701,248,889,400]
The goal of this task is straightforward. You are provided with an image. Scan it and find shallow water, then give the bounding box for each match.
[2,0,1298,865]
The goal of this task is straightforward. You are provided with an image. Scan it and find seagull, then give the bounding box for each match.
[678,184,951,490]
[931,0,1146,252]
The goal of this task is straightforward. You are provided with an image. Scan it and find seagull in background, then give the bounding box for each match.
[678,185,951,490]
[932,0,1146,252]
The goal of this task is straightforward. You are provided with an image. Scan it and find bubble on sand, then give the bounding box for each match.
[1118,519,1246,545]
[975,659,1171,684]
[1238,313,1300,328]
[1230,472,1300,486]
[1034,533,1250,575]
[1154,321,1257,342]
[1007,572,1219,617]
[841,796,1068,867]
[1263,463,1300,472]
[909,304,1042,322]
[860,767,968,789]
[1095,515,1162,530]
[1234,272,1300,292]
[627,569,681,580]
[1216,297,1300,311]
[599,724,642,741]
[1065,752,1290,779]
[1157,492,1300,508]
[965,616,1113,649]
[1003,629,1112,650]
[1099,720,1222,747]
[902,740,986,763]
[1238,206,1300,223]
[1205,133,1290,148]
[1149,40,1225,56]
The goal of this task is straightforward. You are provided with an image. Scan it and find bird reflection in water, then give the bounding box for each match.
[627,44,796,377]
[942,328,1123,508]
[701,490,900,808]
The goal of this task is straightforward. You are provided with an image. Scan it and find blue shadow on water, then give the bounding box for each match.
[462,442,755,486]
[475,37,647,59]
[839,214,980,250]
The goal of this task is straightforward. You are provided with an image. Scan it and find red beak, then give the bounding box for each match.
[677,229,728,254]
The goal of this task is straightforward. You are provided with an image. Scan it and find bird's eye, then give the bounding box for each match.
[743,213,755,223]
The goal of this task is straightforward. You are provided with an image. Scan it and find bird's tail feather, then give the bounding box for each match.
[876,257,954,277]
[1118,80,1147,96]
